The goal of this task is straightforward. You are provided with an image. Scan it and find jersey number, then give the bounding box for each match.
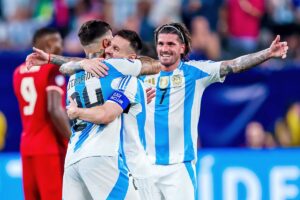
[20,77,37,116]
[70,87,104,108]
[160,89,167,104]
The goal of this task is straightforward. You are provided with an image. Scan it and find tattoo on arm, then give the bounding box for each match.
[50,55,83,66]
[138,56,161,75]
[59,61,83,75]
[220,48,271,78]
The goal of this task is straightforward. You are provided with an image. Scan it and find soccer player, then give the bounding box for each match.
[13,28,71,200]
[24,20,160,200]
[141,22,288,200]
[66,29,155,200]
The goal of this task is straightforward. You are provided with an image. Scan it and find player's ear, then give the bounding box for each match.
[102,39,110,48]
[128,54,137,59]
[180,44,185,55]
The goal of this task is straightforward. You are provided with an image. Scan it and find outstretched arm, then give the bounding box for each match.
[220,35,288,78]
[61,56,162,77]
[59,58,107,77]
[26,47,82,69]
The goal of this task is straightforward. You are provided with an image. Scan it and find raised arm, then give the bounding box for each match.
[61,56,162,77]
[26,47,83,69]
[59,58,107,77]
[220,35,288,78]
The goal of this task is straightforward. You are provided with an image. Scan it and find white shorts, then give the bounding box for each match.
[151,162,197,200]
[62,156,140,200]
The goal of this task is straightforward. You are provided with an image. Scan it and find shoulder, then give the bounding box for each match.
[104,58,140,67]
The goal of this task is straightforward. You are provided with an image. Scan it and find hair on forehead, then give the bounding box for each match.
[32,27,59,46]
[154,22,192,59]
[78,20,112,46]
[115,29,142,53]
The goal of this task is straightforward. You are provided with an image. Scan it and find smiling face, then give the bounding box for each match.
[156,33,185,71]
[105,35,136,59]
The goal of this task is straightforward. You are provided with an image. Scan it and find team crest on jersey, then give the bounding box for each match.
[159,76,169,89]
[145,77,156,87]
[171,74,183,87]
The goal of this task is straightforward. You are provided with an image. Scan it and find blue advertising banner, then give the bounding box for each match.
[0,153,23,200]
[1,149,300,200]
[197,149,300,200]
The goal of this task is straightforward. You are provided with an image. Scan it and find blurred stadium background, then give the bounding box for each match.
[0,0,300,199]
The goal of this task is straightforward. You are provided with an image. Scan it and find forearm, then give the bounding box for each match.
[75,102,123,124]
[47,88,71,138]
[138,56,161,75]
[76,106,106,124]
[49,109,71,138]
[59,61,83,75]
[220,48,271,77]
[50,54,83,66]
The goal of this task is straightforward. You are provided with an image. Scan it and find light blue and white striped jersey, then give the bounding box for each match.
[121,79,154,179]
[140,60,225,165]
[64,59,142,167]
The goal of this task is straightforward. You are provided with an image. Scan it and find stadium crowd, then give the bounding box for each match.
[0,0,300,61]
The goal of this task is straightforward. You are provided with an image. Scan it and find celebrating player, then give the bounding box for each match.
[66,29,156,200]
[141,22,288,200]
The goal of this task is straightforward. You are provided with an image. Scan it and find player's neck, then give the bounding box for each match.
[86,49,105,59]
[162,59,181,72]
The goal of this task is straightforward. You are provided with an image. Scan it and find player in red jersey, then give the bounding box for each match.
[13,27,71,200]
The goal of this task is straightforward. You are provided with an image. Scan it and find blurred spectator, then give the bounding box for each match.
[264,132,277,148]
[224,0,265,57]
[63,0,104,54]
[181,0,224,31]
[123,0,155,42]
[188,16,221,60]
[245,121,266,148]
[111,0,138,28]
[0,111,7,151]
[0,0,49,50]
[148,0,182,27]
[266,0,295,25]
[275,102,300,147]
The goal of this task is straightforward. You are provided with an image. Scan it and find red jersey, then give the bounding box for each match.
[13,63,68,155]
[228,0,264,38]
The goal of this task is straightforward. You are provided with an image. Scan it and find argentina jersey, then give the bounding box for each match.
[64,58,142,167]
[141,60,225,165]
[121,79,154,179]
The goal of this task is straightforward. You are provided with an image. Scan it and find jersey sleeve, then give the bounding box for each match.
[186,60,225,87]
[108,75,140,104]
[47,65,67,106]
[104,58,142,76]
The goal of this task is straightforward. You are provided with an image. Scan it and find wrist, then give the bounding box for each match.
[48,53,51,64]
[75,107,81,118]
[266,48,273,59]
[78,60,84,70]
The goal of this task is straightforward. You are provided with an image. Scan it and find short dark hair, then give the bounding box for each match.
[154,22,192,59]
[78,20,112,46]
[32,27,59,46]
[115,29,143,53]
